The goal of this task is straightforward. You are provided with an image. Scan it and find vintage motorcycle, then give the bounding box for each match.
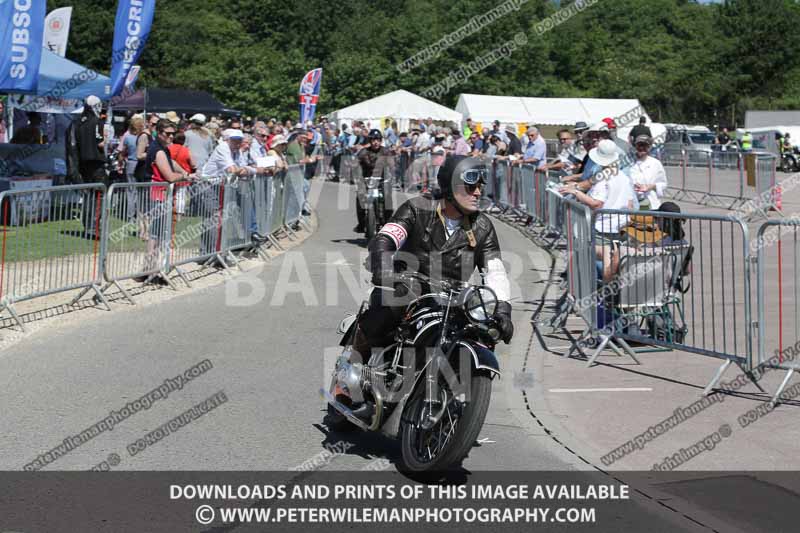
[363,175,385,241]
[321,271,503,473]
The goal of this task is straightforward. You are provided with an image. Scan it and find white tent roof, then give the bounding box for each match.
[330,90,462,124]
[456,93,650,127]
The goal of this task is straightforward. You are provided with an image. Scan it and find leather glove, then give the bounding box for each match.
[494,301,514,344]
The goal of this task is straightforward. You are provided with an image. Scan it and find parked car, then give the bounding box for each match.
[663,124,715,166]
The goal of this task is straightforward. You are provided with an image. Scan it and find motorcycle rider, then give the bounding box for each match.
[351,155,515,398]
[354,128,394,232]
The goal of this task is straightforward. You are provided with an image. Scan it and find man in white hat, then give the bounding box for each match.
[200,129,269,253]
[184,113,215,171]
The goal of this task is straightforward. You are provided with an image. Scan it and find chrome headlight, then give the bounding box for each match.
[460,286,498,323]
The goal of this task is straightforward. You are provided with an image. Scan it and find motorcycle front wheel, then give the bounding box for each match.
[399,371,492,473]
[365,203,377,241]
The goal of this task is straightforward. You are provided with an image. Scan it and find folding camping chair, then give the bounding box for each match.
[610,243,693,349]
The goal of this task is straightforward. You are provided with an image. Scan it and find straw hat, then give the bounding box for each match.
[623,215,665,244]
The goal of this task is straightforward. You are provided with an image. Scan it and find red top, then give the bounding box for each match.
[169,144,193,173]
[147,140,173,202]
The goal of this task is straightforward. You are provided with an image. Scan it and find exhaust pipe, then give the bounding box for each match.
[320,389,370,431]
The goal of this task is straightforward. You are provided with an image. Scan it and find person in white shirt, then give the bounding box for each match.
[546,129,586,175]
[561,139,637,233]
[628,134,667,210]
[202,129,265,179]
[414,126,431,154]
[200,129,269,254]
[560,139,638,281]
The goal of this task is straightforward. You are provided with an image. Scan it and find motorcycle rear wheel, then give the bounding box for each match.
[399,371,492,473]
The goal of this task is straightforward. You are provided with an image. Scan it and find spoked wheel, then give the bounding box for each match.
[365,203,377,241]
[400,371,492,473]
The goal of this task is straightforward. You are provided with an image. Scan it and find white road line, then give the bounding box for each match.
[548,387,653,393]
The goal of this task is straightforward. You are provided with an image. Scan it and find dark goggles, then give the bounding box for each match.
[461,167,487,186]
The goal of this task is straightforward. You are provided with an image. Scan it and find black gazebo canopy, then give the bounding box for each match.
[112,88,239,116]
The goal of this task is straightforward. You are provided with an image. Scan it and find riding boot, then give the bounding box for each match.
[355,203,366,233]
[352,325,372,365]
[347,325,376,420]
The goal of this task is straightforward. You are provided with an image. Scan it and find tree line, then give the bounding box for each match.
[48,0,800,126]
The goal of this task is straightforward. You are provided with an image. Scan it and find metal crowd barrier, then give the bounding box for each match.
[546,139,560,159]
[751,155,781,221]
[407,152,435,191]
[756,220,800,405]
[546,185,561,236]
[338,153,359,184]
[588,209,755,393]
[268,171,287,234]
[220,175,261,263]
[560,196,597,353]
[256,172,285,252]
[164,178,230,281]
[661,148,687,199]
[0,183,109,330]
[494,160,510,208]
[661,149,780,214]
[482,155,798,398]
[0,166,303,328]
[101,182,177,301]
[704,151,745,208]
[282,164,310,237]
[520,165,536,221]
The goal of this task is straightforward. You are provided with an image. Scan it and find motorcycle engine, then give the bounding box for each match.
[336,350,364,397]
[335,348,395,405]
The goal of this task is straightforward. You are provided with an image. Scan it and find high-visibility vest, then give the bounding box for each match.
[742,134,752,150]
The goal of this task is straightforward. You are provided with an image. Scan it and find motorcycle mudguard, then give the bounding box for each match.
[451,340,501,377]
[380,342,500,439]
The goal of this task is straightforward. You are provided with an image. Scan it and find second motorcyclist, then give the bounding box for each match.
[354,129,394,232]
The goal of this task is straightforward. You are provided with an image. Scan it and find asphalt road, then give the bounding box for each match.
[0,181,712,532]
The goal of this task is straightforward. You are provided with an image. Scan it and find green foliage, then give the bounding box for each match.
[46,0,800,125]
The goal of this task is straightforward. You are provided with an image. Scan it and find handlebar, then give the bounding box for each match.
[392,271,467,293]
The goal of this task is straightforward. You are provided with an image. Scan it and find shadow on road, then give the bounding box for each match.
[330,237,368,248]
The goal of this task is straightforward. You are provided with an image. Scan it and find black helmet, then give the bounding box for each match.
[367,129,383,141]
[436,155,487,203]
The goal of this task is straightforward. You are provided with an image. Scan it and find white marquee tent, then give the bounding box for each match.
[455,93,651,128]
[330,90,463,132]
